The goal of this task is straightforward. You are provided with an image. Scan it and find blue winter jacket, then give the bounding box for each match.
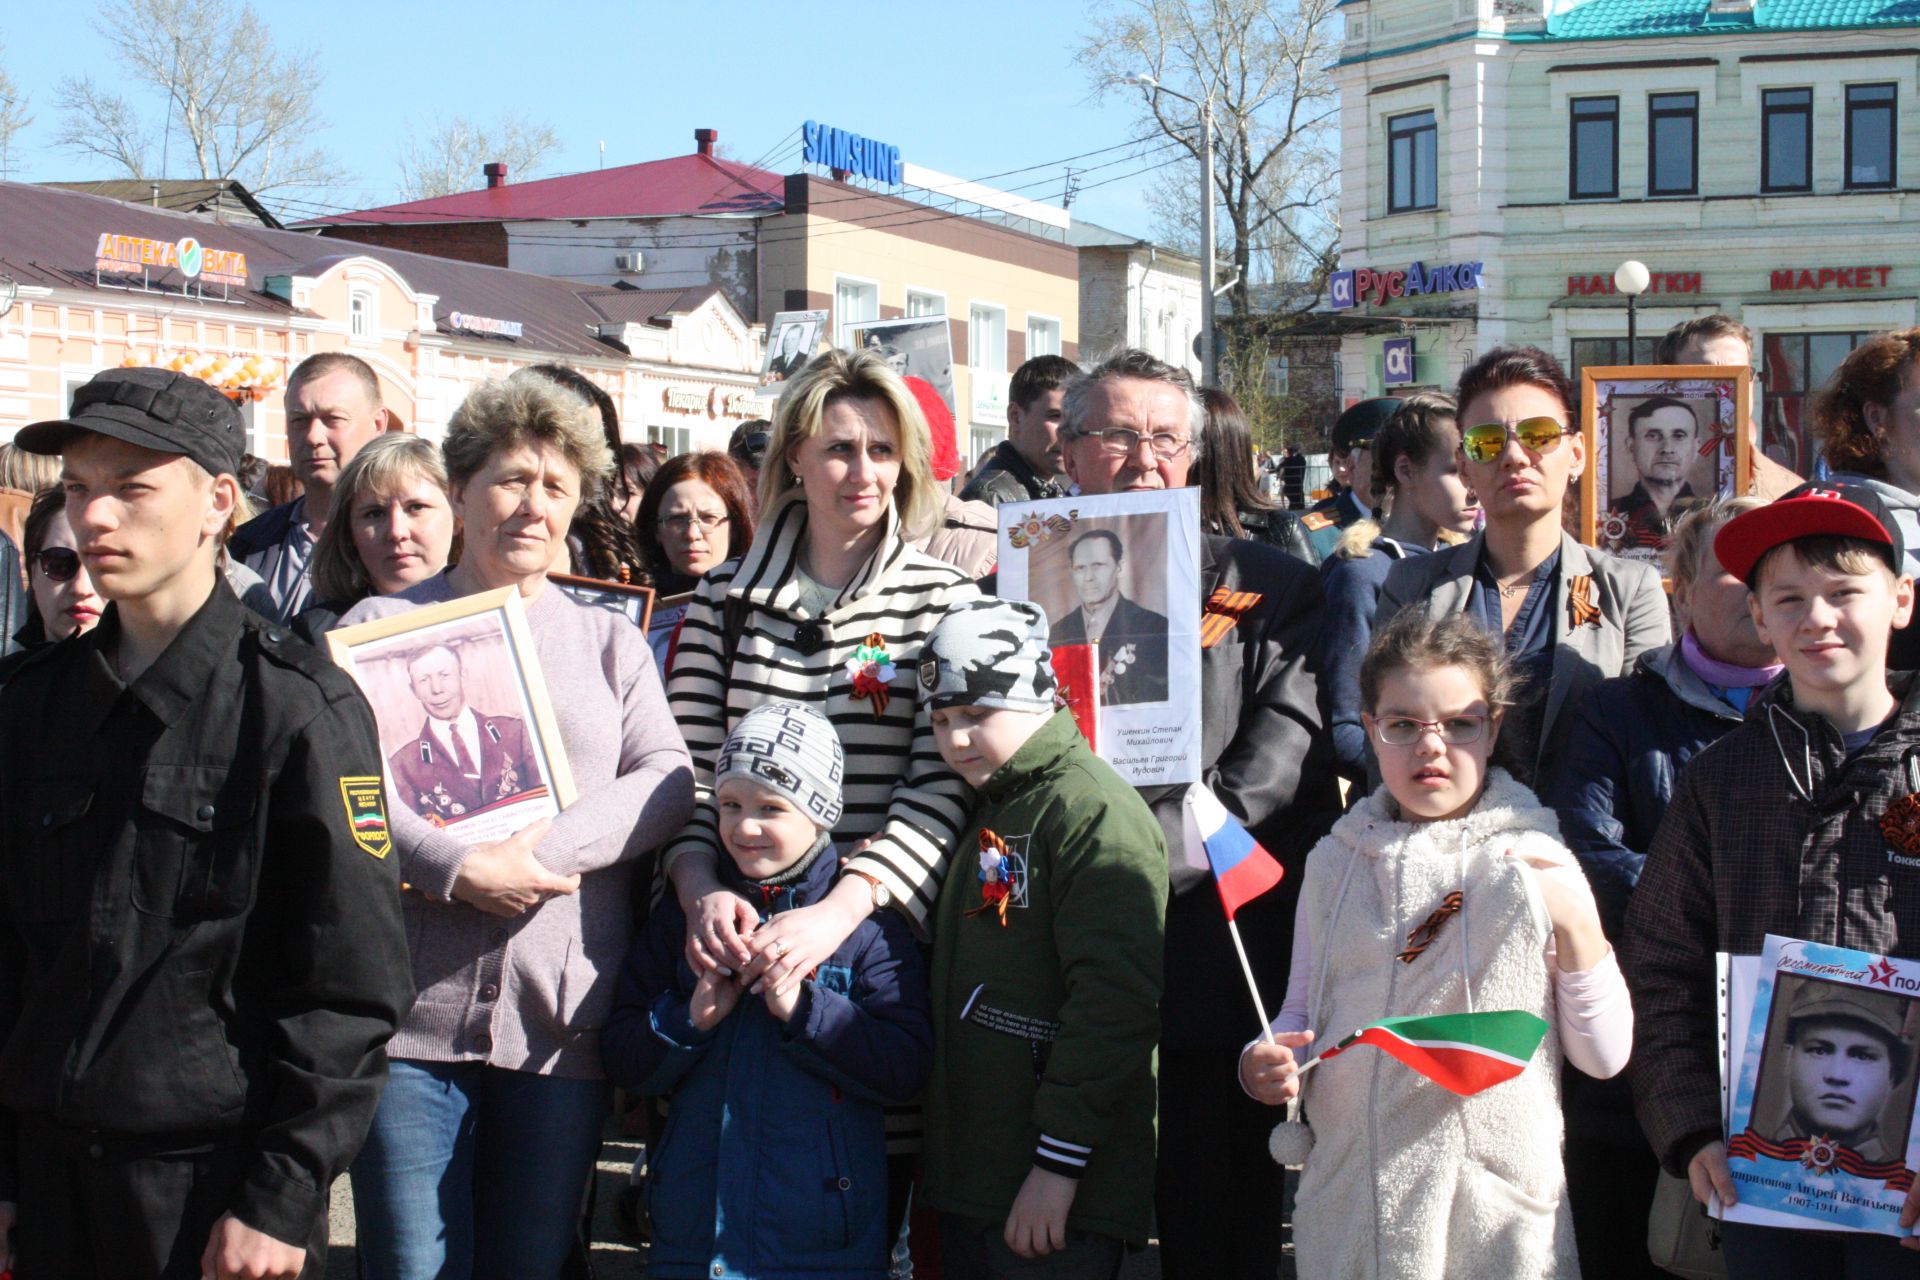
[1543,640,1751,1144]
[602,841,933,1280]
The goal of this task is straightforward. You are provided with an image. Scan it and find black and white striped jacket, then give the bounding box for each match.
[664,489,980,925]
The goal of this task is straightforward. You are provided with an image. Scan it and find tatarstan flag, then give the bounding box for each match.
[1316,1010,1550,1096]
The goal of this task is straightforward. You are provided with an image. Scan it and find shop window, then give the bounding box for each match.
[1569,97,1619,200]
[1386,110,1437,214]
[1027,315,1061,358]
[906,289,944,318]
[647,424,693,457]
[1648,92,1698,197]
[834,277,878,348]
[1845,83,1896,190]
[969,303,1007,375]
[1265,355,1291,397]
[1762,331,1868,474]
[1762,88,1813,193]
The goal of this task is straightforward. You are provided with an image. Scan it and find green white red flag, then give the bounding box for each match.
[1315,1010,1550,1096]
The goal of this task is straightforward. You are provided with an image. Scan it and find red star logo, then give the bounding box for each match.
[1868,958,1898,988]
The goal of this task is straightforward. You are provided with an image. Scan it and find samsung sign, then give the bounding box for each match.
[1330,260,1484,310]
[802,120,902,185]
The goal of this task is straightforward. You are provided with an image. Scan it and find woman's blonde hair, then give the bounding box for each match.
[760,348,942,539]
[443,376,613,500]
[1665,494,1766,589]
[312,433,453,603]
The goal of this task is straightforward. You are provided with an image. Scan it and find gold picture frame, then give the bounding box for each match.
[549,572,656,634]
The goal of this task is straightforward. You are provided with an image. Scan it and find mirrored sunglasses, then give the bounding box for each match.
[1460,418,1573,464]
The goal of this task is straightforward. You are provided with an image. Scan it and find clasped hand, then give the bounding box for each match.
[451,820,578,918]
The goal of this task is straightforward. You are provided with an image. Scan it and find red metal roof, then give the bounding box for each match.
[295,153,785,227]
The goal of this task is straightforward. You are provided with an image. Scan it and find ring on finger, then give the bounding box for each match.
[770,940,791,958]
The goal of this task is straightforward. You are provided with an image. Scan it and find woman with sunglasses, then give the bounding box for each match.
[1376,346,1668,790]
[14,486,102,649]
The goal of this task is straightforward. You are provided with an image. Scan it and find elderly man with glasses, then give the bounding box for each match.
[1041,349,1343,1280]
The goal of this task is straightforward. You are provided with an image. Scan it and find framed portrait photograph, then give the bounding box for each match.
[550,572,655,633]
[1722,934,1920,1237]
[995,488,1202,787]
[1579,364,1752,567]
[646,589,695,672]
[846,314,956,415]
[328,587,576,846]
[761,309,828,390]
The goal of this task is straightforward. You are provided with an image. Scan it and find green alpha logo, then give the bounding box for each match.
[174,237,203,279]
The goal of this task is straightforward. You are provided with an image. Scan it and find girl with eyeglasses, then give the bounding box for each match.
[1239,609,1629,1279]
[1376,346,1669,790]
[16,485,101,648]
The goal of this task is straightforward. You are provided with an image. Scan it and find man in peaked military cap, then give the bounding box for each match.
[0,367,411,1280]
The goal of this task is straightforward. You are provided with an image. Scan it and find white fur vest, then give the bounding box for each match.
[1276,770,1581,1280]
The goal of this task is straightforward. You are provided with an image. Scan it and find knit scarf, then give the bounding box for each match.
[1681,627,1782,712]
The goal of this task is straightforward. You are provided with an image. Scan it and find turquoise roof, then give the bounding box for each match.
[1544,0,1920,39]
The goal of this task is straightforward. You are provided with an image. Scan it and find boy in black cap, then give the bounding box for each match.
[1626,482,1920,1268]
[0,368,413,1279]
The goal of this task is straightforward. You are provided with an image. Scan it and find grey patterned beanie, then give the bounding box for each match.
[715,701,846,829]
[919,598,1057,713]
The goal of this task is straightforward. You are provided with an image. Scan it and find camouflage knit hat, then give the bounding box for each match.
[715,701,846,829]
[919,598,1057,713]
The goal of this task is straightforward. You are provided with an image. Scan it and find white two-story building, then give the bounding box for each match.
[1333,0,1920,473]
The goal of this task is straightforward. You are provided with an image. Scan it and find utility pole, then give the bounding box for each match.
[1123,74,1219,387]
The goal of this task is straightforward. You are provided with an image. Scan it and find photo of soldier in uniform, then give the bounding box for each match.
[1583,370,1750,566]
[847,314,956,415]
[1750,977,1920,1171]
[387,642,541,823]
[1605,395,1712,561]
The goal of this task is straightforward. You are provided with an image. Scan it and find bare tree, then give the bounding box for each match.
[0,47,32,180]
[53,0,341,199]
[396,115,563,201]
[1078,0,1342,318]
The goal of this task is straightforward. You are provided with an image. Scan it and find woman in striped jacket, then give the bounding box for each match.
[663,347,979,987]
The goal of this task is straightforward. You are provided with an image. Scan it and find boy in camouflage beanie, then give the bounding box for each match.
[918,599,1169,1275]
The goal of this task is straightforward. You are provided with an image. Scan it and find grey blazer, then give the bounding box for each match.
[1375,531,1671,786]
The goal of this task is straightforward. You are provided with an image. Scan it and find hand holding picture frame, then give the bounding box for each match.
[1578,364,1753,568]
[328,587,576,847]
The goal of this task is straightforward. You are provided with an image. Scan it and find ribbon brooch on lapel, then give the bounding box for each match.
[1397,890,1463,964]
[846,632,896,718]
[967,829,1015,927]
[1201,587,1263,649]
[1567,574,1601,630]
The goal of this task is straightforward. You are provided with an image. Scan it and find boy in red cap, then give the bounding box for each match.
[1626,482,1920,1271]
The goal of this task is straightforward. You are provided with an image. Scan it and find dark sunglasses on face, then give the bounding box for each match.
[730,432,771,466]
[33,547,81,583]
[1459,418,1575,464]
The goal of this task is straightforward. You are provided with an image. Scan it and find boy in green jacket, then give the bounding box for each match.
[917,598,1168,1279]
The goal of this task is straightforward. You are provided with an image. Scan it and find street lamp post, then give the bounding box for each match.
[1125,75,1218,387]
[1614,260,1650,365]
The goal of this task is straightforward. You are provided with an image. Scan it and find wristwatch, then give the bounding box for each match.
[846,869,892,911]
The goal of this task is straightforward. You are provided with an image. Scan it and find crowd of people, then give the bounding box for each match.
[0,315,1918,1280]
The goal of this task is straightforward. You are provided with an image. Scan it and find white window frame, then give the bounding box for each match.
[833,274,880,348]
[905,286,946,319]
[1025,312,1062,358]
[647,424,693,457]
[968,301,1008,374]
[349,288,375,342]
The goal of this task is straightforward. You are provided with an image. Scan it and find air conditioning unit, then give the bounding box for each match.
[615,251,645,274]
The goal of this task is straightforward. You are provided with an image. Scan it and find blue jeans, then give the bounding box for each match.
[1719,1220,1914,1279]
[351,1059,611,1280]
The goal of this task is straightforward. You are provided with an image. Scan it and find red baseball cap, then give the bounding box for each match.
[903,376,961,482]
[1713,482,1906,582]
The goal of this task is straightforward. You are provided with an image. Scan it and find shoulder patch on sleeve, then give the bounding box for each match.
[339,777,391,859]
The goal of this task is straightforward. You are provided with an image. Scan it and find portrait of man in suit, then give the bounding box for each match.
[387,642,539,823]
[1048,529,1170,706]
[766,319,815,381]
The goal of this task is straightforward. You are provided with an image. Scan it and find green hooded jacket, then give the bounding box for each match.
[920,709,1168,1244]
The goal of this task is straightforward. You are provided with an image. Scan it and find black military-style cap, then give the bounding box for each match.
[17,367,245,478]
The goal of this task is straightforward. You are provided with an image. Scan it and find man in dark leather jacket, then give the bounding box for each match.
[961,355,1077,508]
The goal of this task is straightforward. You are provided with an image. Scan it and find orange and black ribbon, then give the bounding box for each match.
[1728,1128,1915,1193]
[1567,574,1601,630]
[1397,890,1463,964]
[1201,588,1263,649]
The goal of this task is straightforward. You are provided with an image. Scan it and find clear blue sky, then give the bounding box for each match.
[2,0,1175,234]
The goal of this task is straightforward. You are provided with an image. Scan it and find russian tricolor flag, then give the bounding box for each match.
[1182,783,1284,921]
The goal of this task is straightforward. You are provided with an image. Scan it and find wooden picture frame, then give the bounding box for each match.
[1578,364,1753,569]
[549,572,656,634]
[328,587,577,842]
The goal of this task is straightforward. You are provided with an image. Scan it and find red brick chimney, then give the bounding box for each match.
[483,162,508,188]
[695,129,718,157]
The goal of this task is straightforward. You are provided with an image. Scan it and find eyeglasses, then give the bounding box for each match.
[1081,427,1191,460]
[1459,418,1574,464]
[730,432,771,466]
[658,512,730,535]
[32,547,81,583]
[1371,714,1491,747]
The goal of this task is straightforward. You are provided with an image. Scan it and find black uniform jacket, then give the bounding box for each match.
[0,584,414,1243]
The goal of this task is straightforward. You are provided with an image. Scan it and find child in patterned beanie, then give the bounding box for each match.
[916,598,1169,1277]
[603,701,932,1280]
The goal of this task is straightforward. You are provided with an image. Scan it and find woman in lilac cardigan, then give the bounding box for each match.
[341,376,694,1280]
